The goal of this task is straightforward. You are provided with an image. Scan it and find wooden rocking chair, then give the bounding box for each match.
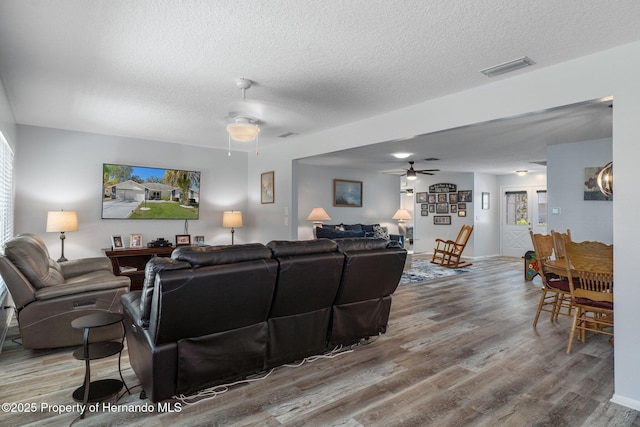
[430,225,473,268]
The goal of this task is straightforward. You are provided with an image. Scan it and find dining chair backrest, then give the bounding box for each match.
[564,240,613,303]
[529,231,554,282]
[550,229,572,260]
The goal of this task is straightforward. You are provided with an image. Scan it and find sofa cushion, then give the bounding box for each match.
[373,225,390,240]
[267,239,339,257]
[316,227,366,239]
[172,243,272,268]
[342,224,363,232]
[3,234,64,289]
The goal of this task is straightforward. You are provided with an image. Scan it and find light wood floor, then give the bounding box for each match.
[1,256,639,426]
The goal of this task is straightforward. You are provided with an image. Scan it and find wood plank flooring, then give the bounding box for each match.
[1,256,639,426]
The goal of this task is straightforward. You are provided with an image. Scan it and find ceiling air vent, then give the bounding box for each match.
[480,56,534,77]
[278,132,299,138]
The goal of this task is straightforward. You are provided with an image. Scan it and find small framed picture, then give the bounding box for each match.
[458,190,473,202]
[111,235,124,250]
[458,203,467,210]
[458,210,467,217]
[450,204,457,213]
[434,215,451,225]
[437,193,448,203]
[129,234,143,248]
[421,203,428,209]
[194,235,205,246]
[448,193,458,204]
[428,194,436,204]
[436,203,449,214]
[175,234,191,246]
[428,204,435,213]
[421,209,428,216]
[261,171,275,204]
[416,192,428,203]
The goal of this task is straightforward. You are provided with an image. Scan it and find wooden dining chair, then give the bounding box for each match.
[564,240,613,354]
[430,224,473,268]
[529,231,573,327]
[550,228,572,260]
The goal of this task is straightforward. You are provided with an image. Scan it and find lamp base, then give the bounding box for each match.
[58,232,68,263]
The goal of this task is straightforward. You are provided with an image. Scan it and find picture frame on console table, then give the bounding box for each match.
[194,235,205,246]
[175,234,191,246]
[111,235,124,250]
[261,171,275,204]
[130,234,143,248]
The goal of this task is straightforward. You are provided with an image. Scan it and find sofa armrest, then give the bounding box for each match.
[35,275,130,301]
[60,257,113,279]
[121,291,145,328]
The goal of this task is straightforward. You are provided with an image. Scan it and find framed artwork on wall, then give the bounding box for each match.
[448,193,458,204]
[458,210,467,217]
[436,203,449,214]
[416,192,428,203]
[434,215,451,225]
[261,171,275,204]
[458,190,472,202]
[428,194,436,204]
[334,179,362,207]
[450,204,457,213]
[421,209,428,216]
[428,204,435,213]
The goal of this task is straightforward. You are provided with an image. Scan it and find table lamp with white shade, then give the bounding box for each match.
[392,208,412,244]
[306,207,331,238]
[46,210,78,262]
[222,211,243,245]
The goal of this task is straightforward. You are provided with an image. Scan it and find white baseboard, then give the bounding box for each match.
[610,394,640,411]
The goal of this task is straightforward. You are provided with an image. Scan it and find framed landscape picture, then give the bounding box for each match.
[334,179,362,207]
[261,171,275,204]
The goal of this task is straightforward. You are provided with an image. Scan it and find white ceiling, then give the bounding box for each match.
[0,1,636,173]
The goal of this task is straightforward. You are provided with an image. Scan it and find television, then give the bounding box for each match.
[102,163,201,220]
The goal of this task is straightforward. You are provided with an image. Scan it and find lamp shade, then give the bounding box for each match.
[227,121,260,142]
[392,209,412,221]
[306,208,331,221]
[46,211,78,232]
[222,211,243,228]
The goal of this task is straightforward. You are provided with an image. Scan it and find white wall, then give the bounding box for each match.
[247,40,640,408]
[295,163,401,240]
[15,125,249,258]
[547,138,613,243]
[0,78,16,150]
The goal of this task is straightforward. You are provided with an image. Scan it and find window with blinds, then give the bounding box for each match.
[0,131,14,280]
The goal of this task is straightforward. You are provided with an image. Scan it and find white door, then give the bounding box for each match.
[501,185,547,257]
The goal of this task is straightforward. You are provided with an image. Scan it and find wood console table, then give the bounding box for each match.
[103,247,174,291]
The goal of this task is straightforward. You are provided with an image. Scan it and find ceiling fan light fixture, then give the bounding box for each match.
[515,170,528,176]
[227,118,260,142]
[406,169,417,180]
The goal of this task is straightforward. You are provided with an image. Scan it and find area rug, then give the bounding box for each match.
[400,259,470,285]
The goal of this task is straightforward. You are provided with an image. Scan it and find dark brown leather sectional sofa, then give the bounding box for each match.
[121,238,406,402]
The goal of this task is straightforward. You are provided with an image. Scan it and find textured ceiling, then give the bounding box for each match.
[0,1,637,173]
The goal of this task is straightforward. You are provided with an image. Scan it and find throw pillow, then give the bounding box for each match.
[373,225,390,240]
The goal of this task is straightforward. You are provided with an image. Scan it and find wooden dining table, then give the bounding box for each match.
[542,258,570,277]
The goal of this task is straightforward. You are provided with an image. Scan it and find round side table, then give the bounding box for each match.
[71,312,130,418]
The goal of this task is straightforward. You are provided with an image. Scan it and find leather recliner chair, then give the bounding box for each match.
[0,233,130,349]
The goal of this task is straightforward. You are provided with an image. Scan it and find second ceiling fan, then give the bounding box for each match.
[403,161,439,180]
